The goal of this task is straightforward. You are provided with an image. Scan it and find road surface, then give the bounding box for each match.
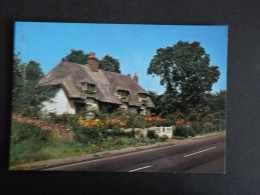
[44,133,225,173]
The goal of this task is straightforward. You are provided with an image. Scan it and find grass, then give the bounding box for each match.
[9,120,90,166]
[9,119,165,167]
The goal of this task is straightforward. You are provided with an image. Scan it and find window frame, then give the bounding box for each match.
[82,82,97,93]
[117,90,130,97]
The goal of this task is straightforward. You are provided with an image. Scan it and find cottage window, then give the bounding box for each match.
[118,90,129,97]
[82,83,97,93]
[87,84,96,92]
[138,93,148,98]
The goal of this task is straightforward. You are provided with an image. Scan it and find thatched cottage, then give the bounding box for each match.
[38,53,154,117]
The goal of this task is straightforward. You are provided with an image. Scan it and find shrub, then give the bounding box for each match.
[191,121,201,134]
[159,135,168,141]
[147,130,159,139]
[174,124,196,138]
[11,119,52,145]
[100,128,133,138]
[155,119,173,127]
[71,123,99,144]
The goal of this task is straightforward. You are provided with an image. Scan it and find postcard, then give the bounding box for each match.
[10,22,227,172]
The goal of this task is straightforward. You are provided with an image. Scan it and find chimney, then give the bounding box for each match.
[87,52,99,72]
[133,73,138,83]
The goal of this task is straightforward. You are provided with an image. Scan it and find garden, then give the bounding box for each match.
[10,108,225,167]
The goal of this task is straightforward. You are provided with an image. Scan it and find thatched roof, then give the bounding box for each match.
[38,60,155,108]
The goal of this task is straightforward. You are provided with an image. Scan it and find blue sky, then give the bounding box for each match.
[14,22,228,94]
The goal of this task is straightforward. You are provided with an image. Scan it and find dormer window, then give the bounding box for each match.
[138,93,148,98]
[82,83,97,93]
[118,90,129,97]
[138,93,148,106]
[118,90,130,103]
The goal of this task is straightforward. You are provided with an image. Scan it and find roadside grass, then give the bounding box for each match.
[9,120,90,166]
[9,119,165,167]
[172,136,187,140]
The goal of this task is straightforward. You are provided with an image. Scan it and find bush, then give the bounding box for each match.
[100,128,134,138]
[155,119,173,127]
[159,135,168,141]
[11,120,52,145]
[43,113,79,126]
[174,124,196,138]
[191,121,201,134]
[147,130,159,139]
[71,123,100,144]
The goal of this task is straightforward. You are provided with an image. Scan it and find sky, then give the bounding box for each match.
[14,22,228,94]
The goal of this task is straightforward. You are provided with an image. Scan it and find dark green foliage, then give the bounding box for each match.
[64,49,89,65]
[191,121,201,134]
[42,113,79,127]
[174,125,196,138]
[146,41,225,136]
[11,120,52,145]
[71,123,100,143]
[155,119,173,127]
[210,90,226,112]
[64,50,121,73]
[12,54,53,117]
[147,130,159,139]
[99,55,121,73]
[100,129,134,138]
[147,41,220,116]
[147,91,163,115]
[99,102,120,115]
[26,61,44,80]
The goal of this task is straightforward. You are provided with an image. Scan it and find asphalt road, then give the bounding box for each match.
[45,133,225,173]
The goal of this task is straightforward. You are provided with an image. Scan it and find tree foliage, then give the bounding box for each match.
[99,55,121,73]
[64,49,89,65]
[147,41,220,115]
[64,49,121,73]
[12,53,53,116]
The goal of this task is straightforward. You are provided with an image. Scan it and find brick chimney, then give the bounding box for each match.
[133,73,138,83]
[87,52,99,72]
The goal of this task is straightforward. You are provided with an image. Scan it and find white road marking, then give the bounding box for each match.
[184,147,216,157]
[128,165,152,172]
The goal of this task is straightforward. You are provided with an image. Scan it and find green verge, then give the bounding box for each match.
[9,120,88,166]
[9,119,165,167]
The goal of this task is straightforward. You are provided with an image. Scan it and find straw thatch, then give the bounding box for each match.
[38,59,155,108]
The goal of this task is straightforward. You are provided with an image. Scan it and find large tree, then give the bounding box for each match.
[12,54,53,116]
[147,41,220,114]
[99,55,121,73]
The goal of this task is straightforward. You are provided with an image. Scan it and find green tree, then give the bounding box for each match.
[12,54,53,116]
[26,61,44,81]
[99,55,121,73]
[210,90,226,112]
[64,49,89,65]
[12,53,23,101]
[147,91,162,115]
[147,41,220,115]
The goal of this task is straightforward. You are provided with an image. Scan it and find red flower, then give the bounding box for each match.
[94,144,100,148]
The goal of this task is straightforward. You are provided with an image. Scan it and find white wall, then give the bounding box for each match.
[42,87,75,115]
